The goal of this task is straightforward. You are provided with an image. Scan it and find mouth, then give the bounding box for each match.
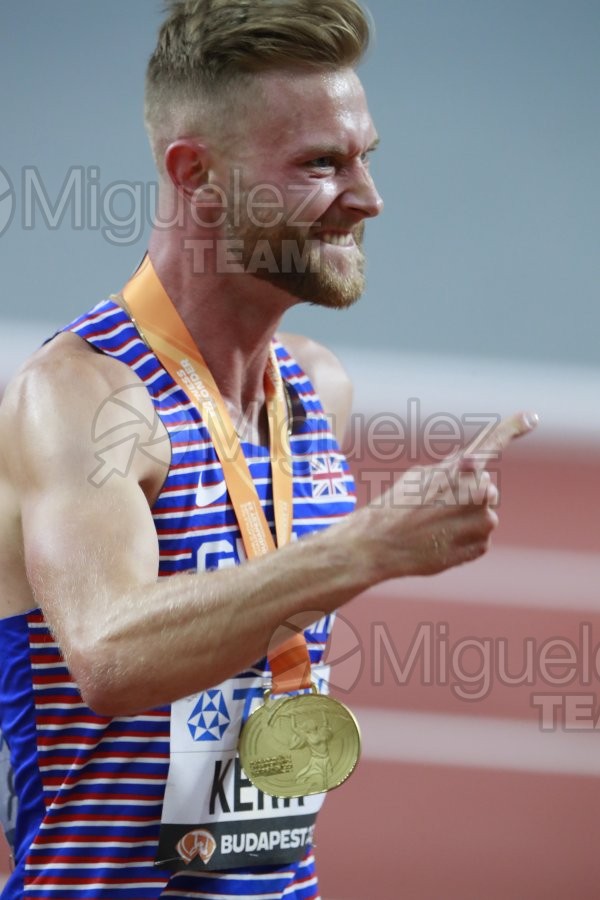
[315,231,357,248]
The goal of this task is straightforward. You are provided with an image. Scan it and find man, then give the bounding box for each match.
[0,1,536,898]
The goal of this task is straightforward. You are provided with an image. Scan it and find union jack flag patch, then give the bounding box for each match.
[310,454,349,497]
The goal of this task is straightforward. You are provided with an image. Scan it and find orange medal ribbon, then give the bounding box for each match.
[121,256,311,693]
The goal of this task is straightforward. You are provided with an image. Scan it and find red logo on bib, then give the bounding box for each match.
[176,829,217,865]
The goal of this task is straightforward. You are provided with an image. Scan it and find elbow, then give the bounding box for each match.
[67,643,140,717]
[79,684,130,719]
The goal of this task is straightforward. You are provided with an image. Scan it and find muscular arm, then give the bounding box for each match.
[3,336,367,716]
[2,334,535,718]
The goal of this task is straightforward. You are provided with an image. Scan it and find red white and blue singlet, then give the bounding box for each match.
[0,299,356,899]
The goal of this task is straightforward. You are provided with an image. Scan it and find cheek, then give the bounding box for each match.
[242,183,287,229]
[282,181,337,228]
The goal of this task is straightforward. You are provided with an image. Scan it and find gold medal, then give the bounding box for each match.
[239,687,361,798]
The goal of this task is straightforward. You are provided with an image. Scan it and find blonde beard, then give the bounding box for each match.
[225,214,367,309]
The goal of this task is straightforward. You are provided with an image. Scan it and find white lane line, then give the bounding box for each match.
[356,707,600,777]
[338,346,600,447]
[366,544,600,612]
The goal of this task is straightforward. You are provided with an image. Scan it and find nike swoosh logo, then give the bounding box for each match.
[195,470,227,508]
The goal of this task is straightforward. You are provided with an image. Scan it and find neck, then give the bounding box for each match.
[147,232,296,413]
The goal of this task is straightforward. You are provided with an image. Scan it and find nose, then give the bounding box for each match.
[342,163,384,220]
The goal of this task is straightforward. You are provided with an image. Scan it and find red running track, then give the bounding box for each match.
[316,439,600,899]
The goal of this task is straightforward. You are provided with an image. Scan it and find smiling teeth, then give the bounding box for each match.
[320,233,354,247]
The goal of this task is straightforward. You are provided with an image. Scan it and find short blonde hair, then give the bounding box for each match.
[144,0,372,169]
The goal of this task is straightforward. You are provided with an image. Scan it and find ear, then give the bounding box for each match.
[163,139,227,227]
[164,139,211,200]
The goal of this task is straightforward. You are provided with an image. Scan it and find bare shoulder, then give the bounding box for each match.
[1,331,142,447]
[0,332,169,497]
[0,332,168,619]
[277,332,353,444]
[2,331,131,405]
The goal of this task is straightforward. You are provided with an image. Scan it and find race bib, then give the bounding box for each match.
[157,667,329,871]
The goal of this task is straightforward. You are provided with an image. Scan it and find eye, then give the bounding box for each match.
[307,156,336,170]
[360,148,377,166]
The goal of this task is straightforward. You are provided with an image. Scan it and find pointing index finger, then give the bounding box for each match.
[460,411,539,473]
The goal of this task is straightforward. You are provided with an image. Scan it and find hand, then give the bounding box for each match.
[369,411,538,579]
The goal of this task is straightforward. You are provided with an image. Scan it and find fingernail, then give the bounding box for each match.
[524,412,539,429]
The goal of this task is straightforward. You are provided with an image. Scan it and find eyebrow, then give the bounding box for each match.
[299,136,381,158]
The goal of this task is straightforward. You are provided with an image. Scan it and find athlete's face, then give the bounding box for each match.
[217,69,383,309]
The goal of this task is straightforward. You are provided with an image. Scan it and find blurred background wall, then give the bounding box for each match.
[0,0,599,371]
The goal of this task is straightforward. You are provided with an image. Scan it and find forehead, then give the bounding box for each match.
[234,68,377,159]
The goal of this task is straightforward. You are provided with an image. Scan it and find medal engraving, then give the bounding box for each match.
[239,691,361,798]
